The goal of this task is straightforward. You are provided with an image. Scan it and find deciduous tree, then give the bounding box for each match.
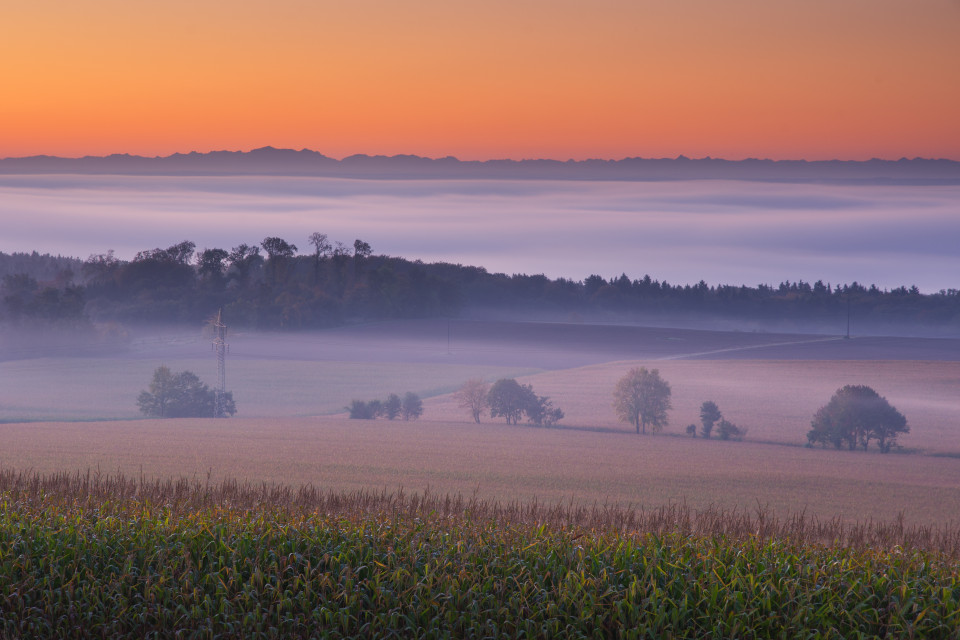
[382,393,402,420]
[612,367,672,434]
[807,385,907,453]
[401,392,423,421]
[454,378,489,424]
[700,400,722,438]
[488,378,531,425]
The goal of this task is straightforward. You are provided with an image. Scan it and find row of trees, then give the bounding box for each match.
[608,368,903,452]
[135,362,908,454]
[4,245,960,332]
[347,393,423,421]
[454,378,564,427]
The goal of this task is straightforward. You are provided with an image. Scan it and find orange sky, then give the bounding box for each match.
[2,0,959,161]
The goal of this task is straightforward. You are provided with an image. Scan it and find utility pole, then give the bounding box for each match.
[845,294,851,339]
[212,309,228,416]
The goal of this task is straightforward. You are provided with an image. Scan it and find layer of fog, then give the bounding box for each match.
[2,175,959,292]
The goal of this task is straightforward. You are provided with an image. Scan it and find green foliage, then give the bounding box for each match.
[137,366,235,418]
[808,385,908,452]
[3,474,960,639]
[612,367,672,434]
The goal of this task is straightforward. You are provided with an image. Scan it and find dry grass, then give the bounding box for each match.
[4,415,960,526]
[4,467,960,555]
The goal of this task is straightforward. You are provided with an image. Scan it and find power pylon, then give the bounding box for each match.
[212,309,228,417]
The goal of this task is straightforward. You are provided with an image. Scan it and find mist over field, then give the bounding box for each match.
[3,174,959,292]
[3,172,960,527]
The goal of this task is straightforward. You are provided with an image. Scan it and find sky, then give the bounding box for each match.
[3,175,958,293]
[3,0,959,161]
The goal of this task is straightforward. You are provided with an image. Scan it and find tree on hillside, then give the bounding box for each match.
[488,378,533,425]
[382,393,402,420]
[485,378,563,426]
[524,393,564,427]
[716,418,745,441]
[137,366,235,418]
[401,392,423,420]
[700,400,722,438]
[807,385,907,453]
[612,367,672,434]
[347,399,375,419]
[454,378,489,424]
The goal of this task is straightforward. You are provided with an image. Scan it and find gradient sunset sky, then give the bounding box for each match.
[4,0,959,161]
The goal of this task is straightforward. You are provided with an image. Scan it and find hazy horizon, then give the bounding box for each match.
[2,174,957,293]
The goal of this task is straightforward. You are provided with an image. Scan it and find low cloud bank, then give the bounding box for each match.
[2,176,957,292]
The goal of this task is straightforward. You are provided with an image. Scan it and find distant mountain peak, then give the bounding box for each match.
[0,148,957,184]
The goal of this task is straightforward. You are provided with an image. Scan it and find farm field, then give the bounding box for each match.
[3,320,959,527]
[3,415,960,525]
[6,471,960,639]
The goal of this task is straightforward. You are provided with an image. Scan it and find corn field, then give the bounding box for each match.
[2,469,959,638]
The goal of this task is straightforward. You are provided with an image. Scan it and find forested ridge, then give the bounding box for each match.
[2,240,959,334]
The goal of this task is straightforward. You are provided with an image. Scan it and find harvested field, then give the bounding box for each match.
[3,416,960,525]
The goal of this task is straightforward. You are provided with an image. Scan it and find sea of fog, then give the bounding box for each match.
[1,175,958,292]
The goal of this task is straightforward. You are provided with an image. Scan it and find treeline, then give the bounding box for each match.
[2,240,960,331]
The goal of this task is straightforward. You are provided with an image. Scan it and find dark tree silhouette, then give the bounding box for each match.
[137,366,235,418]
[700,400,722,438]
[197,248,229,280]
[382,393,402,420]
[488,378,533,425]
[401,392,423,420]
[807,385,908,453]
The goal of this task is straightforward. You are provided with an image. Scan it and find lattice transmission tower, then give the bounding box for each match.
[212,309,229,417]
